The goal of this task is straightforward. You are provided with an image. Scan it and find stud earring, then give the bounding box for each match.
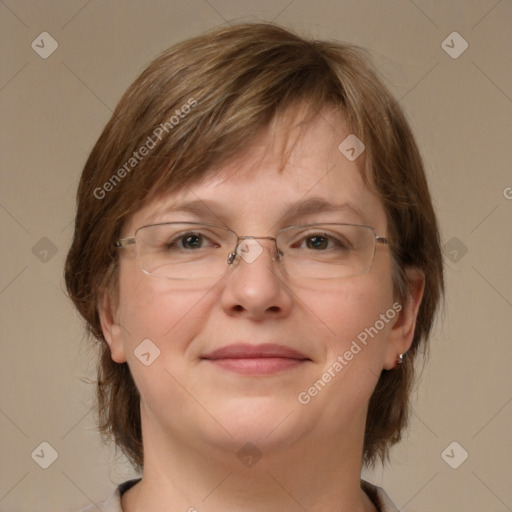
[397,353,406,365]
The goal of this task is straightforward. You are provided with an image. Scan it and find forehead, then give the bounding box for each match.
[126,107,386,233]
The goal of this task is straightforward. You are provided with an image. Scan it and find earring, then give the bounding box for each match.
[397,353,406,365]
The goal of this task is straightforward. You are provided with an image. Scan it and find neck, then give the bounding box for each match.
[122,411,377,512]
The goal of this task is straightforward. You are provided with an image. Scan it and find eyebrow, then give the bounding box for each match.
[146,197,368,226]
[277,197,367,224]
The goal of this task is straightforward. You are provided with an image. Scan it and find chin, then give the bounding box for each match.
[206,396,305,447]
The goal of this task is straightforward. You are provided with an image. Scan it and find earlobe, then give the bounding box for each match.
[384,268,425,370]
[98,289,127,364]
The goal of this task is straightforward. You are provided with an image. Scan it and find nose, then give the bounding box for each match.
[220,237,292,321]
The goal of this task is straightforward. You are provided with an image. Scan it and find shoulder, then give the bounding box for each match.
[361,480,400,512]
[78,488,121,512]
[78,479,141,512]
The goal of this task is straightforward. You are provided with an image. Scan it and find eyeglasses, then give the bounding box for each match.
[114,222,388,280]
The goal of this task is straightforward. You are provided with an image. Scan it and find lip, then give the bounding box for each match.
[202,343,309,360]
[201,343,311,375]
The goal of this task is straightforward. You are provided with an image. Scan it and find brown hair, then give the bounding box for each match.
[65,22,444,470]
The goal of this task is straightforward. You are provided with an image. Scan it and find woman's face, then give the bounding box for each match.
[102,108,410,457]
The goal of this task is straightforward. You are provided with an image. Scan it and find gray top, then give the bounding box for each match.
[80,479,399,511]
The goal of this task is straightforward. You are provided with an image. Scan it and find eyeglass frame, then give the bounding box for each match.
[114,221,389,279]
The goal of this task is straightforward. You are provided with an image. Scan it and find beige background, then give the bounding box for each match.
[1,0,511,510]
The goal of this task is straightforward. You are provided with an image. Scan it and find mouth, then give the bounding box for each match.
[201,343,311,375]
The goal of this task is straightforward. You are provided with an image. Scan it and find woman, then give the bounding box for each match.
[66,22,444,512]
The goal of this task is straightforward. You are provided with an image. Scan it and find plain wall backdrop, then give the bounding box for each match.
[1,0,511,510]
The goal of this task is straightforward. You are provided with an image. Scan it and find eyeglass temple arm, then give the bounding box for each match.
[114,238,136,248]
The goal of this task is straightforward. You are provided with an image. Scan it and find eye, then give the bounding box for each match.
[305,235,330,250]
[181,233,203,249]
[167,231,218,250]
[295,232,351,251]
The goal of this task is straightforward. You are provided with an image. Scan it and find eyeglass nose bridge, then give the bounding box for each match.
[226,235,281,265]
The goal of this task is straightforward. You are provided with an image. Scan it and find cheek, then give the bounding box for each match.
[114,270,222,412]
[295,269,396,425]
[298,258,396,365]
[116,265,221,355]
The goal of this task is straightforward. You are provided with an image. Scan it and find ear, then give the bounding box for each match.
[383,268,425,370]
[98,287,127,363]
